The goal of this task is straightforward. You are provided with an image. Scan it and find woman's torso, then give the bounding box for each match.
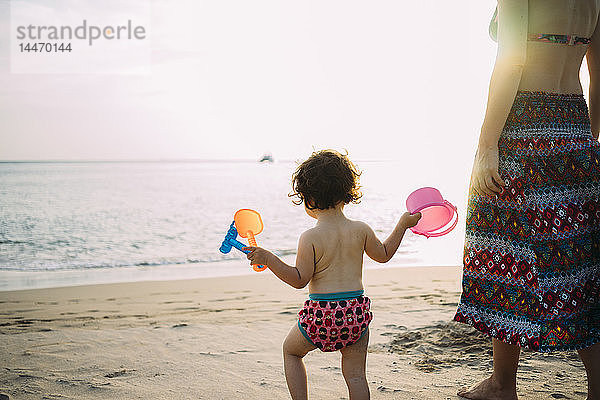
[307,218,365,294]
[517,0,600,94]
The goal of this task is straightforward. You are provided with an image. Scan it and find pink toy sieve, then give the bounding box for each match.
[406,187,458,238]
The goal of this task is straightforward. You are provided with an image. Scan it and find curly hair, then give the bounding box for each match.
[289,150,362,210]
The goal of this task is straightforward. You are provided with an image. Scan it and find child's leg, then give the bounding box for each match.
[282,323,317,400]
[340,329,370,400]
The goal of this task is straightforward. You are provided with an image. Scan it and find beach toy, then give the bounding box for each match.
[406,187,458,238]
[218,209,267,272]
[219,222,248,253]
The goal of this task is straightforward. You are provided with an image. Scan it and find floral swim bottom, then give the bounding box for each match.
[297,290,372,352]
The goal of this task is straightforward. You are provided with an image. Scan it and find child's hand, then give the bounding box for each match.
[400,211,421,229]
[242,246,273,266]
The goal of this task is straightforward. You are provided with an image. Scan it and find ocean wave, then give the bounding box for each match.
[0,248,297,272]
[0,245,435,272]
[273,248,297,257]
[0,239,33,245]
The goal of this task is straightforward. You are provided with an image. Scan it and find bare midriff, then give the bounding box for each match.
[518,42,588,95]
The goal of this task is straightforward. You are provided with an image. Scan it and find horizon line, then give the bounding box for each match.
[0,158,289,164]
[0,157,397,164]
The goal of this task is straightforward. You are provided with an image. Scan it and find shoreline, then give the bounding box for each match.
[0,257,440,292]
[0,265,588,399]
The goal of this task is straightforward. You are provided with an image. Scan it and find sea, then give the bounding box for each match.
[0,160,469,291]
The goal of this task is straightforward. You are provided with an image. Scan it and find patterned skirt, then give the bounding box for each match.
[454,91,600,352]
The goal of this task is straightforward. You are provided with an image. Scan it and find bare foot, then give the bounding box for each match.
[458,377,517,400]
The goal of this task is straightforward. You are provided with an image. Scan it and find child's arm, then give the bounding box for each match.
[243,231,315,289]
[363,212,421,263]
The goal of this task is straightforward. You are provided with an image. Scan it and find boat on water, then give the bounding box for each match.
[259,153,274,163]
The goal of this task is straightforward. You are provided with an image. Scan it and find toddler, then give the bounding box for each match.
[244,150,421,400]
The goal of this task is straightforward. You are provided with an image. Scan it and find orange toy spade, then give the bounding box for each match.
[234,209,267,272]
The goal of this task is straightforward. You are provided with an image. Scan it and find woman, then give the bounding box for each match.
[454,1,600,399]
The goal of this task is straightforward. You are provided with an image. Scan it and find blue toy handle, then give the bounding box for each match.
[220,222,246,254]
[219,222,266,271]
[228,238,249,253]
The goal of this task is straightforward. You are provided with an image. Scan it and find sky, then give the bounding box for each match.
[0,1,584,166]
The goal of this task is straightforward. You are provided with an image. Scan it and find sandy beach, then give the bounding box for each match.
[0,266,589,399]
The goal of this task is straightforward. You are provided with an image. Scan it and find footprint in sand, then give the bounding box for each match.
[104,369,134,378]
[377,385,403,393]
[381,321,492,371]
[550,394,568,399]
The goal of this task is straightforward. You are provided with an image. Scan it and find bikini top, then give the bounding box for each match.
[489,7,592,45]
[528,33,591,45]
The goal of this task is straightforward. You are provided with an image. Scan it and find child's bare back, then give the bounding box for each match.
[304,211,366,294]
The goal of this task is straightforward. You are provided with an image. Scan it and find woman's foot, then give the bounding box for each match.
[458,376,518,400]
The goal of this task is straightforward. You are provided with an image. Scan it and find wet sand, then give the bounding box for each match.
[0,266,589,399]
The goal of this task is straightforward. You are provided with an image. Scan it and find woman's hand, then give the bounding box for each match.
[471,144,504,196]
[242,246,273,266]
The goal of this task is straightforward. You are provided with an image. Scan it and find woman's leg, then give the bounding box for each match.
[340,329,370,400]
[282,323,317,400]
[458,338,520,400]
[578,342,600,400]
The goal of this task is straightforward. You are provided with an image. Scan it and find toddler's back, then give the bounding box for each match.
[307,218,367,294]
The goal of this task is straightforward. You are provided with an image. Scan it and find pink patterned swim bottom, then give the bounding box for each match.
[297,290,372,352]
